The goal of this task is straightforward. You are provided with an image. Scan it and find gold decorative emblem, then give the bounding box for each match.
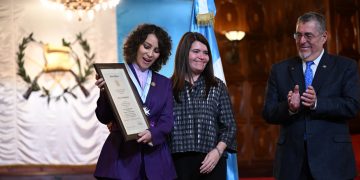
[16,33,95,103]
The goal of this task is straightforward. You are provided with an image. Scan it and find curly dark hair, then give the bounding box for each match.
[123,24,172,72]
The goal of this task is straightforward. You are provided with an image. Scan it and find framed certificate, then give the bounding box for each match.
[94,63,149,141]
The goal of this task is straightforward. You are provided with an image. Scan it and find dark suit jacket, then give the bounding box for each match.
[262,51,360,180]
[94,69,176,180]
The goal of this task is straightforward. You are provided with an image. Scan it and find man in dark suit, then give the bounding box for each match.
[262,11,360,180]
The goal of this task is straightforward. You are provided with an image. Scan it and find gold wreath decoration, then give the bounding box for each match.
[16,33,95,103]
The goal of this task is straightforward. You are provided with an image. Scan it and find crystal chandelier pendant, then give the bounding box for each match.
[40,0,120,21]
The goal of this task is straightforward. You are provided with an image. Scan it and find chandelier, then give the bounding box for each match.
[40,0,120,21]
[215,0,247,41]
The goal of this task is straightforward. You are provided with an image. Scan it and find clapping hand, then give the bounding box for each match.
[288,85,301,112]
[301,86,317,108]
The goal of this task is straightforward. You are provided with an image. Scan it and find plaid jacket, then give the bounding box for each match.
[169,76,237,155]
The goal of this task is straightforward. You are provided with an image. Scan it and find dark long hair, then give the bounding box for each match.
[171,32,217,103]
[123,24,172,72]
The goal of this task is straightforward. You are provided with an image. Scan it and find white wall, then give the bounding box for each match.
[0,0,116,165]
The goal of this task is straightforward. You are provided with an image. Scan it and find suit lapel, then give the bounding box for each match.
[288,57,305,92]
[312,52,333,92]
[145,73,156,104]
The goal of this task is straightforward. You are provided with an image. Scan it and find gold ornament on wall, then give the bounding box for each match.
[16,33,95,103]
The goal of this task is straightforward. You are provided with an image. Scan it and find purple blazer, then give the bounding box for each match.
[94,70,176,180]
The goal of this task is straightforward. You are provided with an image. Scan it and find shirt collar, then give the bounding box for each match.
[302,49,324,66]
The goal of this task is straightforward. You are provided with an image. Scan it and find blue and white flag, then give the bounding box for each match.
[190,0,239,180]
[190,0,225,83]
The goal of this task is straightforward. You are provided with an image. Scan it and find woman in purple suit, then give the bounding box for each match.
[94,24,176,180]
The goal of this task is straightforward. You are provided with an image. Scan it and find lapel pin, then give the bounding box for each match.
[151,82,156,87]
[322,65,327,68]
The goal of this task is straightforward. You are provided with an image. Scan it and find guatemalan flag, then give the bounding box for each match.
[190,0,239,179]
[190,0,225,83]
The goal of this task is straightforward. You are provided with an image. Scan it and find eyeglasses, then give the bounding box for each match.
[293,32,322,41]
